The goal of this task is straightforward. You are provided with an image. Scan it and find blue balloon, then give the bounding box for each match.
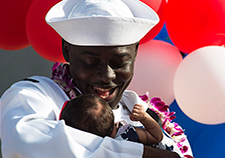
[154,23,189,58]
[154,23,174,45]
[193,123,225,158]
[169,100,208,155]
[170,100,225,157]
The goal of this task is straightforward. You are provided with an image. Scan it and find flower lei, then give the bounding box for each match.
[140,93,193,158]
[51,62,79,99]
[51,62,193,158]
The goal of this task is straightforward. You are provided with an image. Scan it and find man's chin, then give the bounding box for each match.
[108,92,123,109]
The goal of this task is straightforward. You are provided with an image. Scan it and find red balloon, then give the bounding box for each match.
[166,0,225,53]
[26,0,65,63]
[140,0,167,44]
[0,0,33,50]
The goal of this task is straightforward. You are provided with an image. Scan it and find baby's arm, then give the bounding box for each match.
[130,104,163,145]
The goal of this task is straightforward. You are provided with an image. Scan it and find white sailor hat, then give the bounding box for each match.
[45,0,159,46]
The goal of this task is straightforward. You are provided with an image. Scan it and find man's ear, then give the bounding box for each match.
[62,39,70,62]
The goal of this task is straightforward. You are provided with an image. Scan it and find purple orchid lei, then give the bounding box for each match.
[140,92,193,158]
[51,62,78,99]
[51,62,193,158]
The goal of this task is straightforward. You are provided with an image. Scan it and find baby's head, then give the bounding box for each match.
[60,94,114,137]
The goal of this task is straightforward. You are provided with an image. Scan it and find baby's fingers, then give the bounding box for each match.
[132,108,140,114]
[133,104,142,109]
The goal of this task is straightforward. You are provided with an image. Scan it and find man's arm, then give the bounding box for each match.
[0,77,144,158]
[143,146,181,158]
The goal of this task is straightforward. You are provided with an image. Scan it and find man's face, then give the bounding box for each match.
[64,43,138,109]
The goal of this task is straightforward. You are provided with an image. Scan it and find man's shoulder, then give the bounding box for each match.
[9,76,55,90]
[22,76,52,84]
[2,76,66,99]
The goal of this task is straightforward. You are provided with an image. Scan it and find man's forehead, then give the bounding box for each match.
[73,44,136,55]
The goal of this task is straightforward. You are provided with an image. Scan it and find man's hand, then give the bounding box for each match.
[143,146,181,158]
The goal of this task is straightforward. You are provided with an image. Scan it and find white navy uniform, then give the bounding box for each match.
[0,76,192,158]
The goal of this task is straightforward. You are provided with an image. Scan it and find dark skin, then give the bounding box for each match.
[63,40,180,158]
[144,146,180,158]
[63,40,137,109]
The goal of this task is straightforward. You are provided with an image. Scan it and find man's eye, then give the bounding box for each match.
[111,62,127,69]
[110,55,132,69]
[81,59,99,67]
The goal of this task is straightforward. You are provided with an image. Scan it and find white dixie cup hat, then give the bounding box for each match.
[45,0,159,46]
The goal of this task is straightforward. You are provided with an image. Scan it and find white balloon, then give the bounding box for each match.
[174,46,225,124]
[128,40,183,105]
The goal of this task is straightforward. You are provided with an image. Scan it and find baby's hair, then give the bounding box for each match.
[60,94,114,137]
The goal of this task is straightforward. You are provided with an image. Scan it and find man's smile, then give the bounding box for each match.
[92,86,118,101]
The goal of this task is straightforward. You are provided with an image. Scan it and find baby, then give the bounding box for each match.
[59,94,163,146]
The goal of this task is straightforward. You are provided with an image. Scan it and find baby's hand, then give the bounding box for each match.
[130,104,147,122]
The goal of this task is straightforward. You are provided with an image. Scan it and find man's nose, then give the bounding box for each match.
[99,65,116,83]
